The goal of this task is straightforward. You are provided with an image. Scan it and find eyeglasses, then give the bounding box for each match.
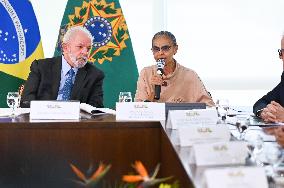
[278,49,284,56]
[151,45,172,53]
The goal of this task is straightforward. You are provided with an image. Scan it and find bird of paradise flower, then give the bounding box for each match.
[122,161,173,188]
[70,162,111,187]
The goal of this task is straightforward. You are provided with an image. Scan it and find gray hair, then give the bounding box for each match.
[152,31,177,46]
[62,26,94,45]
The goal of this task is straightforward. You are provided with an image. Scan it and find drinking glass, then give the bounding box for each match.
[216,99,229,122]
[118,92,132,102]
[236,120,249,140]
[6,92,20,117]
[265,143,284,177]
[246,134,264,166]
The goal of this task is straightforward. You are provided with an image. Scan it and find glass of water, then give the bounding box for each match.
[6,92,20,117]
[236,121,249,140]
[265,143,284,177]
[118,92,132,102]
[216,99,229,122]
[246,134,264,166]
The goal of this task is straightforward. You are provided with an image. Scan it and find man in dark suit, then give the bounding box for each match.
[20,26,104,108]
[253,36,284,122]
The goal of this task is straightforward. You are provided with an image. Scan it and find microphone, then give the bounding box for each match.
[154,59,165,100]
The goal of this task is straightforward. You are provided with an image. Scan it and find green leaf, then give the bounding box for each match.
[128,183,137,188]
[72,16,83,24]
[104,49,116,57]
[110,37,117,44]
[93,51,105,59]
[107,17,116,22]
[172,181,180,188]
[122,183,138,188]
[104,6,117,14]
[79,7,87,17]
[116,28,125,43]
[95,4,104,10]
[144,176,173,187]
[151,164,160,179]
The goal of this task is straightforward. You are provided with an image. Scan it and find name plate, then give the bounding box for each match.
[116,102,165,121]
[30,100,80,120]
[204,167,268,188]
[193,141,248,166]
[178,124,230,146]
[166,108,218,129]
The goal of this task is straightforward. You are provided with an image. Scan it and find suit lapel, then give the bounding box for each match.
[71,66,87,99]
[51,56,62,99]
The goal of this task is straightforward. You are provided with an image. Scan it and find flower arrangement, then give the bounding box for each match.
[70,162,111,187]
[70,161,180,188]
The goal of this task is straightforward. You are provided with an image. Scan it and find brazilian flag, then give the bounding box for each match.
[54,0,138,109]
[0,0,44,107]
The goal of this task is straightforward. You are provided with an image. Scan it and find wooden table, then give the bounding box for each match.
[0,113,194,188]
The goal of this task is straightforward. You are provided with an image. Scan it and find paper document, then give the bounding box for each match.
[80,103,116,115]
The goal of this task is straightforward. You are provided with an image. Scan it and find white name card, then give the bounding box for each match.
[116,102,165,121]
[30,100,80,120]
[178,124,230,146]
[204,167,268,188]
[166,108,218,129]
[193,141,248,166]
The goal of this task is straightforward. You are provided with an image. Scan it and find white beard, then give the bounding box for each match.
[69,53,88,68]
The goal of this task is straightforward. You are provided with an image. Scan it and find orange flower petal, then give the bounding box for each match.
[123,175,144,182]
[70,163,87,182]
[90,163,105,180]
[134,161,148,177]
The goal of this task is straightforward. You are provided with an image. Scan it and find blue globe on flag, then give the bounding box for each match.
[0,0,44,80]
[0,0,41,65]
[84,16,112,48]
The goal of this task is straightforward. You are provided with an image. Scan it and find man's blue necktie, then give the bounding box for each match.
[61,69,75,100]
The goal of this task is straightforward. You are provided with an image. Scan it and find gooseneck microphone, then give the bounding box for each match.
[154,59,165,100]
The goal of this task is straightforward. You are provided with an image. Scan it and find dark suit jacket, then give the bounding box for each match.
[21,56,104,108]
[253,71,284,115]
